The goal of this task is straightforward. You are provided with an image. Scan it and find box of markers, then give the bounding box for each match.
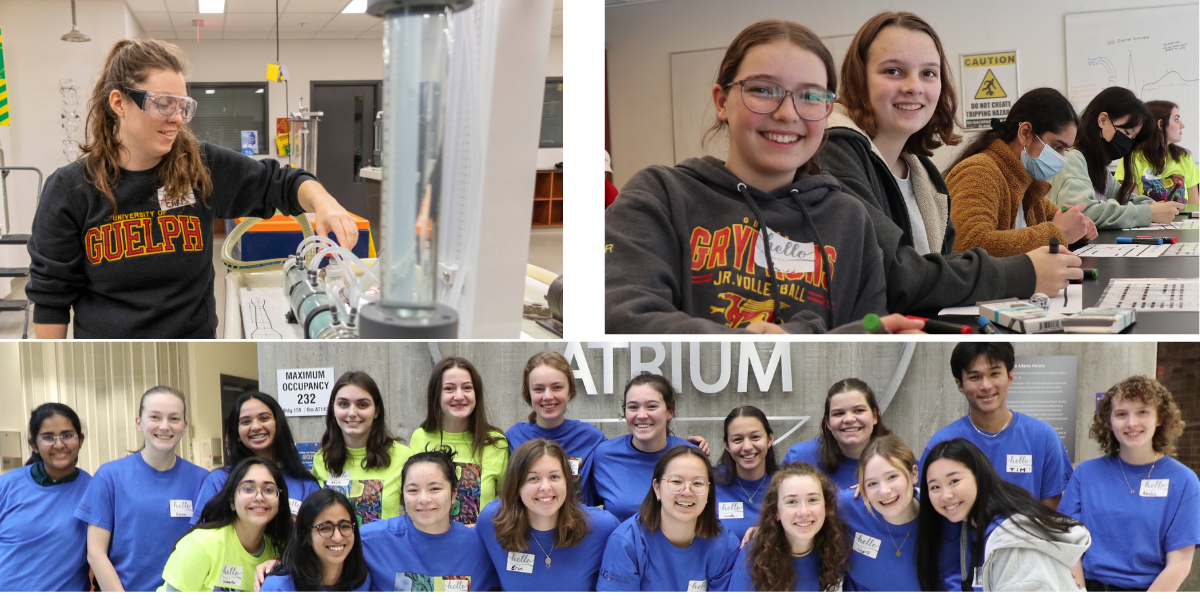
[977,298,1064,334]
[1061,307,1137,333]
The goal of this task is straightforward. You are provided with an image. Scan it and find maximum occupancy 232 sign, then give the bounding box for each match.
[277,368,335,416]
[960,50,1019,130]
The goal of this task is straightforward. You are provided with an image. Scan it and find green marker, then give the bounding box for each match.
[1061,205,1070,212]
[863,313,890,334]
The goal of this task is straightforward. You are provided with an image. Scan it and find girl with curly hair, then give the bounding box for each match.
[729,461,848,591]
[1060,375,1198,591]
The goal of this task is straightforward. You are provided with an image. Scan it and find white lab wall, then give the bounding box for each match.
[605,0,1198,188]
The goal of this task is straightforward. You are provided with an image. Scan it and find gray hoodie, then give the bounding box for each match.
[981,515,1091,592]
[605,156,886,334]
[814,105,1038,313]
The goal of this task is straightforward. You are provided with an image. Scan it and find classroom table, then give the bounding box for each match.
[931,204,1198,334]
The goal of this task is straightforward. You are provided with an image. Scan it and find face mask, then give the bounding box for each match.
[1021,134,1068,181]
[1105,129,1133,160]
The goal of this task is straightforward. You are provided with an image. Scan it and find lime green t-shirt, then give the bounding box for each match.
[311,440,412,525]
[157,524,279,592]
[407,428,508,525]
[1116,149,1199,202]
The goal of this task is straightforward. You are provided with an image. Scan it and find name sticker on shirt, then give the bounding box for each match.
[754,225,815,274]
[718,502,744,520]
[289,498,303,515]
[327,477,351,488]
[1006,454,1033,474]
[444,579,471,592]
[1141,479,1169,497]
[220,565,243,588]
[506,552,535,574]
[569,458,582,476]
[157,186,196,211]
[852,532,881,559]
[687,580,707,592]
[169,499,193,518]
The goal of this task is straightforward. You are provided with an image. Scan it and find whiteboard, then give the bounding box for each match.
[670,34,854,165]
[1065,5,1200,160]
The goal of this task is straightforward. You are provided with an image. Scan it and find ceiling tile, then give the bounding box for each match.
[283,0,348,14]
[276,12,334,31]
[124,0,169,11]
[164,0,197,12]
[220,31,271,39]
[170,12,226,29]
[276,31,316,39]
[313,31,356,39]
[318,13,378,32]
[223,12,277,31]
[134,12,174,30]
[355,29,383,39]
[145,30,178,39]
[225,0,288,12]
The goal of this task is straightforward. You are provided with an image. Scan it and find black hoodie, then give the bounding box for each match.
[606,156,886,334]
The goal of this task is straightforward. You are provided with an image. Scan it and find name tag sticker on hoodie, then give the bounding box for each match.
[157,187,196,211]
[1006,454,1033,473]
[754,226,814,273]
[853,532,881,559]
[1141,479,1169,497]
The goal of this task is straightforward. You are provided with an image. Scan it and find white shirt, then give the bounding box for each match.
[893,172,931,254]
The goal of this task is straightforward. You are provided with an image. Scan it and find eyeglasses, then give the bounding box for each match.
[237,484,280,499]
[313,520,355,539]
[662,478,709,494]
[725,79,836,121]
[123,88,198,123]
[37,432,79,444]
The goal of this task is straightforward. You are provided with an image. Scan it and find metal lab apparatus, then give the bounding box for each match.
[289,102,323,176]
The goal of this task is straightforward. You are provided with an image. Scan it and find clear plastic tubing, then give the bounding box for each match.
[379,7,451,317]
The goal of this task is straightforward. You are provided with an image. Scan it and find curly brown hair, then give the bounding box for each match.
[81,39,212,217]
[1090,376,1185,456]
[745,462,848,591]
[492,439,591,551]
[837,11,962,157]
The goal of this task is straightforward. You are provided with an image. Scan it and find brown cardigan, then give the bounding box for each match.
[946,138,1065,257]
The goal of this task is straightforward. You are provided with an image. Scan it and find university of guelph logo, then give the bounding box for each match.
[710,292,786,328]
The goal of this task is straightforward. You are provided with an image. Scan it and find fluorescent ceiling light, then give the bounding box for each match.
[205,89,215,94]
[342,0,367,13]
[198,0,225,13]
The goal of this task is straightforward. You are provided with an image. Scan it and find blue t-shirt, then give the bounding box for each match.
[837,488,920,591]
[782,438,859,490]
[920,412,1072,500]
[475,500,621,591]
[596,515,740,592]
[505,419,607,495]
[1060,454,1200,589]
[359,515,499,591]
[727,540,821,591]
[190,466,321,525]
[713,468,770,541]
[581,434,692,522]
[73,452,207,591]
[0,464,92,591]
[936,517,1005,592]
[260,571,372,592]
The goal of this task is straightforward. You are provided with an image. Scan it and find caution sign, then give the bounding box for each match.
[960,51,1018,130]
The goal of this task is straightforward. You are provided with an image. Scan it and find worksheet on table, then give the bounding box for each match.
[1163,243,1199,257]
[1095,278,1199,312]
[1073,244,1169,258]
[1125,219,1198,230]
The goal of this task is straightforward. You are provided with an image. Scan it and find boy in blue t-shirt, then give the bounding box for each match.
[921,342,1072,508]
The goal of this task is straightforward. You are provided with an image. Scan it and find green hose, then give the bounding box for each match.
[221,212,316,272]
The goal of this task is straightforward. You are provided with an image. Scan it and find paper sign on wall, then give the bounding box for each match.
[960,51,1019,130]
[277,368,335,416]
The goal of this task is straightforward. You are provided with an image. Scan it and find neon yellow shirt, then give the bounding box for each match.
[1116,149,1199,202]
[407,428,508,525]
[157,524,278,592]
[311,440,412,524]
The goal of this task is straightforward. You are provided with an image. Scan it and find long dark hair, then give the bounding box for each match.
[745,462,848,592]
[947,88,1079,174]
[715,406,778,486]
[492,439,591,551]
[915,439,1080,591]
[25,403,85,466]
[817,378,892,473]
[320,372,396,474]
[1074,86,1153,204]
[182,456,294,552]
[224,391,316,485]
[638,445,721,538]
[419,357,506,459]
[1141,100,1189,173]
[269,489,368,591]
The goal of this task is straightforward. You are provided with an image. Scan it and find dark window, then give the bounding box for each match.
[539,77,563,148]
[185,82,269,154]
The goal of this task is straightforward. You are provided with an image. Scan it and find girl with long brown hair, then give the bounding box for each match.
[25,38,358,339]
[475,439,621,590]
[409,356,509,525]
[783,378,891,489]
[729,461,848,591]
[1115,100,1198,204]
[312,371,412,524]
[814,11,1081,314]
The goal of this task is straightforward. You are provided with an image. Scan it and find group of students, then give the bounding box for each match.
[0,343,1196,592]
[605,11,1196,334]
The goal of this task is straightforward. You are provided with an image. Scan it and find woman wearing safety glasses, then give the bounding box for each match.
[944,88,1098,257]
[605,19,918,335]
[25,38,359,339]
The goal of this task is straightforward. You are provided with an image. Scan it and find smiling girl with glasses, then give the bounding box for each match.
[261,489,371,591]
[0,404,91,591]
[606,19,918,335]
